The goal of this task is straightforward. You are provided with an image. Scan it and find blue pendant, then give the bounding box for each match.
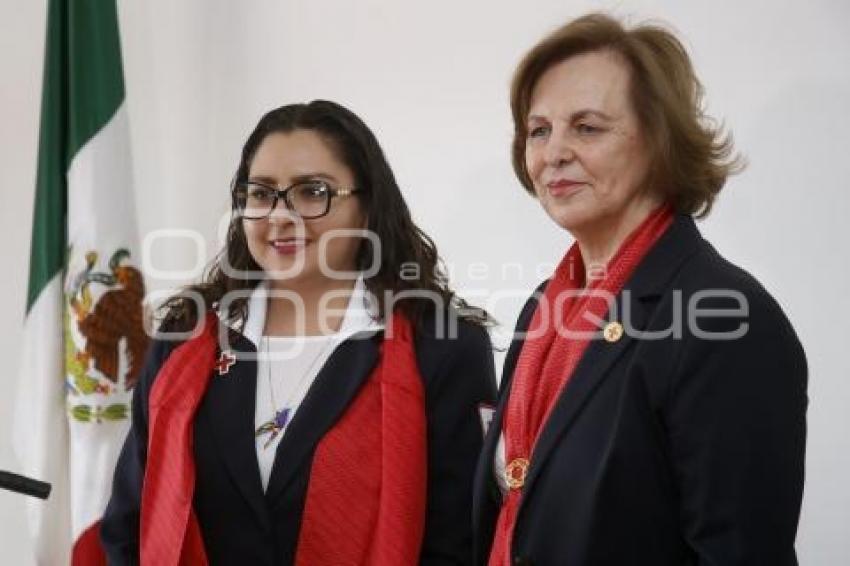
[273,408,291,429]
[255,408,292,450]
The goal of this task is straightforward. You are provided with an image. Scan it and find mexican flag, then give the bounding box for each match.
[13,0,147,564]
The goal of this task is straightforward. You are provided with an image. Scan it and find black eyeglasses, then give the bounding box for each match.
[233,180,360,220]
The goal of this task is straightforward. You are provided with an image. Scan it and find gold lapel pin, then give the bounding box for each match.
[603,321,624,343]
[505,458,530,490]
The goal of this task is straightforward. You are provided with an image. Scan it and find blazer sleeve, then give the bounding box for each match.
[419,320,498,565]
[100,338,174,566]
[664,289,808,565]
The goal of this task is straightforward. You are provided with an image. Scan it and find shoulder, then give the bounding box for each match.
[132,339,179,410]
[508,279,549,336]
[661,240,807,393]
[677,239,769,294]
[674,239,801,344]
[414,307,493,360]
[134,315,208,393]
[411,307,496,395]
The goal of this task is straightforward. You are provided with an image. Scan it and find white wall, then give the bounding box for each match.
[2,1,848,563]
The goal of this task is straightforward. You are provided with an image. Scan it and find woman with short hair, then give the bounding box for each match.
[473,13,807,566]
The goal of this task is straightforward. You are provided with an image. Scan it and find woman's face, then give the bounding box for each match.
[242,129,366,288]
[525,50,656,236]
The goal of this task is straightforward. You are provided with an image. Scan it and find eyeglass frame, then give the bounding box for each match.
[232,179,361,220]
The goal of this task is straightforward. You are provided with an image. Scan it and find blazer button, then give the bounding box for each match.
[513,557,532,566]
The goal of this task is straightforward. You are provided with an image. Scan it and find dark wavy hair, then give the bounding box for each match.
[159,100,488,334]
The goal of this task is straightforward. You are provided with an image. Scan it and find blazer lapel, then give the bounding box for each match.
[196,335,269,528]
[473,284,545,564]
[265,331,381,504]
[514,214,706,514]
[517,294,648,507]
[476,283,544,502]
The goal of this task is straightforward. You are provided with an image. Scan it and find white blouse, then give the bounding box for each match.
[494,432,509,495]
[221,276,383,492]
[254,334,339,491]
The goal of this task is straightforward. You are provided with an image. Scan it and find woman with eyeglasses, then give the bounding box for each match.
[101,100,496,565]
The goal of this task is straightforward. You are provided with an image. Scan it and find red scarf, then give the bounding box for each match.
[488,206,674,566]
[140,311,427,565]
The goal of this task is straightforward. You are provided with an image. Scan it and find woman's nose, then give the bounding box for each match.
[267,199,298,225]
[542,131,576,168]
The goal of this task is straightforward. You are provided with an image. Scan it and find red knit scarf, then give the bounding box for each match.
[488,206,674,566]
[140,311,427,565]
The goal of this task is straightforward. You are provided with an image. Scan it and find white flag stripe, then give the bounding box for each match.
[65,103,138,542]
[13,274,72,566]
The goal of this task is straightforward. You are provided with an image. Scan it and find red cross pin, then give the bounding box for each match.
[214,350,236,376]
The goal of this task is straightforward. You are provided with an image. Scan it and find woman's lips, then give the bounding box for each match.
[269,238,310,255]
[546,179,587,198]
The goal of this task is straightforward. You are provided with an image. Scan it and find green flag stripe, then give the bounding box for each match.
[26,0,126,313]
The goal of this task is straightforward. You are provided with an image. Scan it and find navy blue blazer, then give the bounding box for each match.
[472,214,808,566]
[102,311,496,565]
